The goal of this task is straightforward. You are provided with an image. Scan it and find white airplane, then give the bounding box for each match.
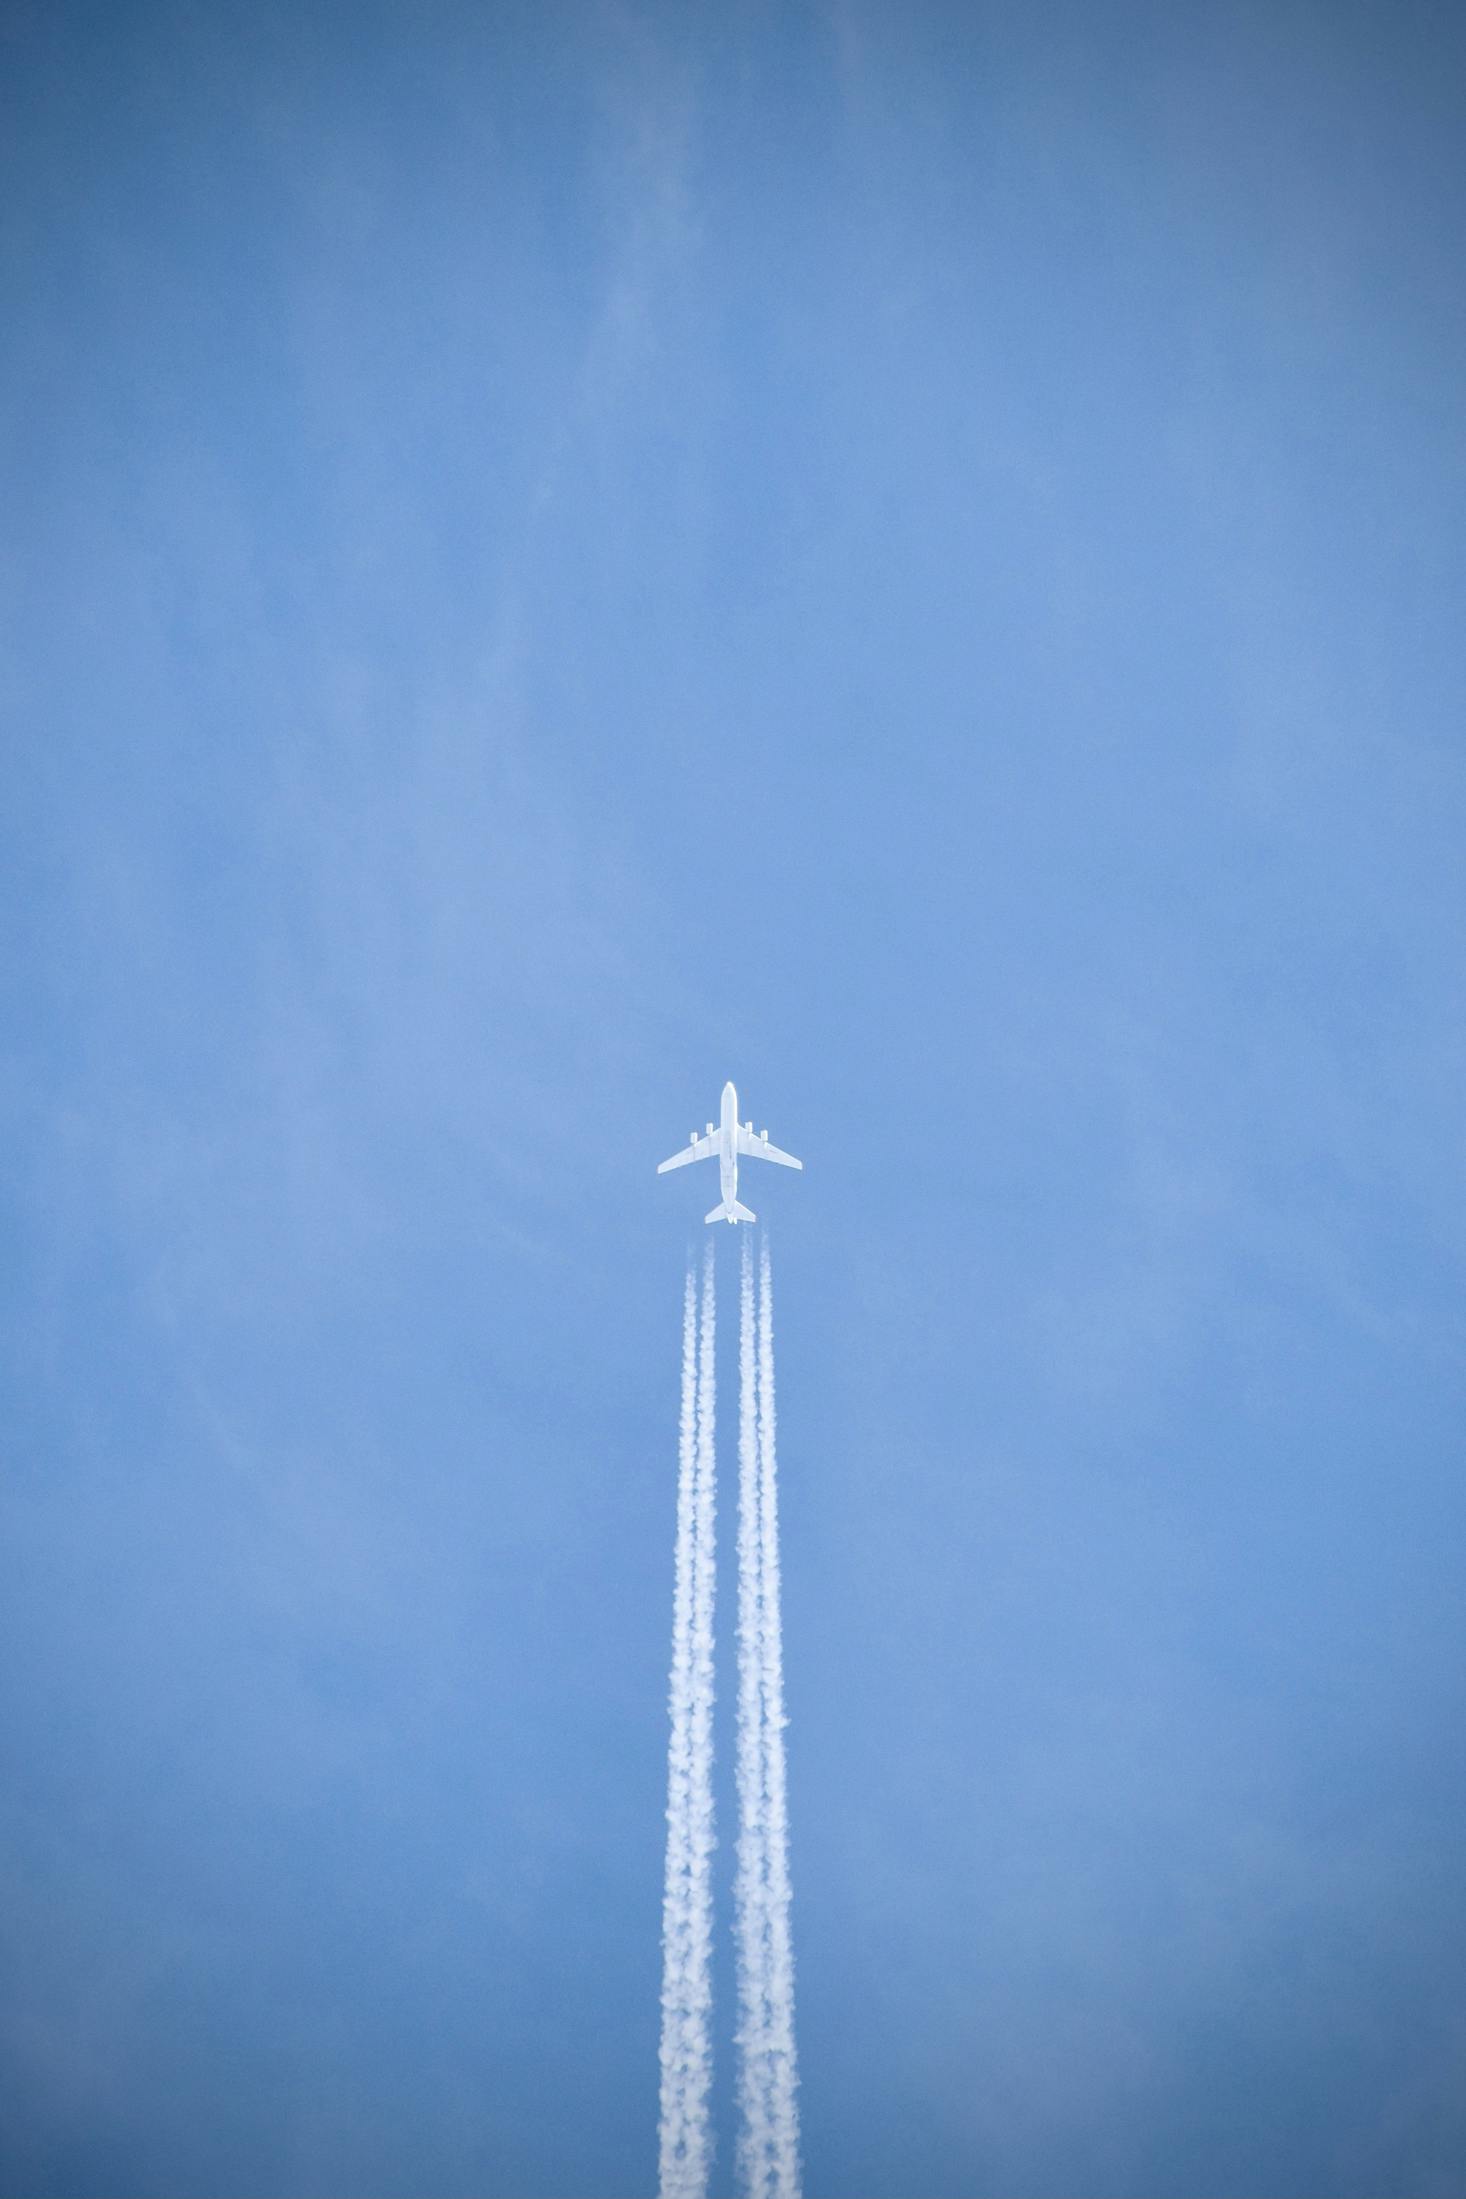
[657,1080,803,1224]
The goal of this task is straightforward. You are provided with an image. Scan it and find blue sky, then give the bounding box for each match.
[3,4,1465,2194]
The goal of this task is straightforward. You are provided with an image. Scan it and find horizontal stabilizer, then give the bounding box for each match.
[705,1198,756,1225]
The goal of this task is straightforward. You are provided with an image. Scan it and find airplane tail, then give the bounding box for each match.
[705,1198,756,1225]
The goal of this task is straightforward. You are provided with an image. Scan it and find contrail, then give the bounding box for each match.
[735,1231,802,2199]
[690,1243,717,2164]
[756,1231,800,2196]
[658,1248,717,2199]
[735,1233,771,2191]
[657,1264,699,2197]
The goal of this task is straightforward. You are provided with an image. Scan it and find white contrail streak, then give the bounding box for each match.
[756,1232,800,2197]
[689,1244,717,2161]
[657,1265,699,2196]
[735,1233,772,2192]
[658,1249,717,2199]
[735,1232,801,2199]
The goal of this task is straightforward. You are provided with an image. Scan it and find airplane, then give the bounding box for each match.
[657,1080,803,1224]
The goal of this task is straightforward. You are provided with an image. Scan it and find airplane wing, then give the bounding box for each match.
[737,1125,803,1170]
[657,1133,719,1174]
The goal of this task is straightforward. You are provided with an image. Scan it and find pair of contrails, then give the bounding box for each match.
[658,1082,803,1226]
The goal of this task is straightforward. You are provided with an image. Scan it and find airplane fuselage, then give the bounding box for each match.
[720,1080,739,1212]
